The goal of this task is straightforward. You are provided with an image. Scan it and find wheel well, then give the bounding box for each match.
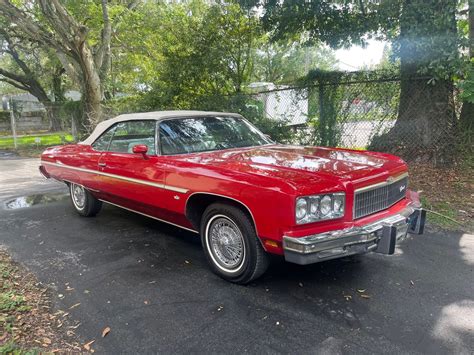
[185,194,256,232]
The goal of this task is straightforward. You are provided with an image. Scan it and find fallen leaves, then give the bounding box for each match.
[83,340,95,352]
[409,163,474,229]
[102,326,111,338]
[69,303,81,310]
[0,248,82,352]
[68,322,81,330]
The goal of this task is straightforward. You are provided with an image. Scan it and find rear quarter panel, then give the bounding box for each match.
[41,144,102,189]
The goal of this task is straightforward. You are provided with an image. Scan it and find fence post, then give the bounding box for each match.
[71,114,77,141]
[318,82,325,145]
[262,92,270,119]
[9,98,17,149]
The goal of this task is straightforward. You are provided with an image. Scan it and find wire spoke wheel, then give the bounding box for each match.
[71,184,86,210]
[201,203,269,284]
[208,216,245,271]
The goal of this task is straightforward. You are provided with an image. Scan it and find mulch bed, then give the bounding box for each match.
[409,163,474,231]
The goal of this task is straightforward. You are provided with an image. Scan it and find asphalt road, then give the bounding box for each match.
[0,156,473,354]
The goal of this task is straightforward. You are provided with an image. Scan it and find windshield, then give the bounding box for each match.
[158,116,272,155]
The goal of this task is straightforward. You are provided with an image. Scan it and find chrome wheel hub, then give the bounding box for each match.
[208,217,244,270]
[71,184,85,209]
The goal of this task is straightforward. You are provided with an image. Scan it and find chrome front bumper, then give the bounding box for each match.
[283,206,426,265]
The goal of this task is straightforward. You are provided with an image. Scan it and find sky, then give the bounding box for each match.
[335,39,387,71]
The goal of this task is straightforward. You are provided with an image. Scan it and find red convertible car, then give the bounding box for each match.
[40,111,426,284]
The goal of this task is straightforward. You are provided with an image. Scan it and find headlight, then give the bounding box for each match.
[295,198,307,220]
[295,192,345,224]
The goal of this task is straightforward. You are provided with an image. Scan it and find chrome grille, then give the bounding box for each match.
[354,175,408,219]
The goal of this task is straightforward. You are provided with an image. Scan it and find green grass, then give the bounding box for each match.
[420,196,461,230]
[0,342,41,355]
[0,132,74,148]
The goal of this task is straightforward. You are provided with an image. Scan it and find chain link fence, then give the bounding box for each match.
[234,76,460,164]
[0,97,78,150]
[244,79,400,148]
[0,75,463,165]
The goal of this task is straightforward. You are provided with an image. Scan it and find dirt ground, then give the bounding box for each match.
[409,163,474,231]
[0,249,82,352]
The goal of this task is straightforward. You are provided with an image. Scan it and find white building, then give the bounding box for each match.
[248,82,308,126]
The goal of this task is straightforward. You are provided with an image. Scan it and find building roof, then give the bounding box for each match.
[80,110,241,145]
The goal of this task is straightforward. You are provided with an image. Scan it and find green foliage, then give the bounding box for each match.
[115,1,261,108]
[252,39,337,84]
[0,341,19,354]
[459,61,474,103]
[393,0,460,80]
[0,292,29,311]
[241,0,383,48]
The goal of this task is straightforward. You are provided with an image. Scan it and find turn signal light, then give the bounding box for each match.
[264,240,279,248]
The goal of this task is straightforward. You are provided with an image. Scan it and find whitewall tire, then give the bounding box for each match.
[200,203,269,284]
[69,183,102,217]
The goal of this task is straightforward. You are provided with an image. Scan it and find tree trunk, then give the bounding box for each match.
[83,88,103,131]
[76,36,104,129]
[27,82,62,132]
[370,0,457,165]
[45,104,62,132]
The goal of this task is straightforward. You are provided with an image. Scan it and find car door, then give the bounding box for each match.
[96,120,168,214]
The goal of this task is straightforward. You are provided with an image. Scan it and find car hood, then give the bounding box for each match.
[179,145,406,194]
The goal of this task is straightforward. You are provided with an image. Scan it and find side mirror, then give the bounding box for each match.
[132,144,148,158]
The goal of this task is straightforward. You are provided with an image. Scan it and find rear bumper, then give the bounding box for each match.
[283,206,426,265]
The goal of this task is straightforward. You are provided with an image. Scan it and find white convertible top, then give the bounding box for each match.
[80,110,241,145]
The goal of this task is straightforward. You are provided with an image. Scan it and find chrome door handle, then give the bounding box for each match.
[98,162,106,167]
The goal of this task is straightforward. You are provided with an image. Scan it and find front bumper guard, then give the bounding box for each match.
[283,207,426,265]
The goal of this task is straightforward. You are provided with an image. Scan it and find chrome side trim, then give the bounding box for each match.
[185,192,259,236]
[100,199,199,234]
[42,161,188,194]
[354,172,408,193]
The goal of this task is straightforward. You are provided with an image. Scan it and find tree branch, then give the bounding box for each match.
[37,0,86,58]
[0,0,68,54]
[0,68,31,88]
[0,77,29,92]
[0,31,36,80]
